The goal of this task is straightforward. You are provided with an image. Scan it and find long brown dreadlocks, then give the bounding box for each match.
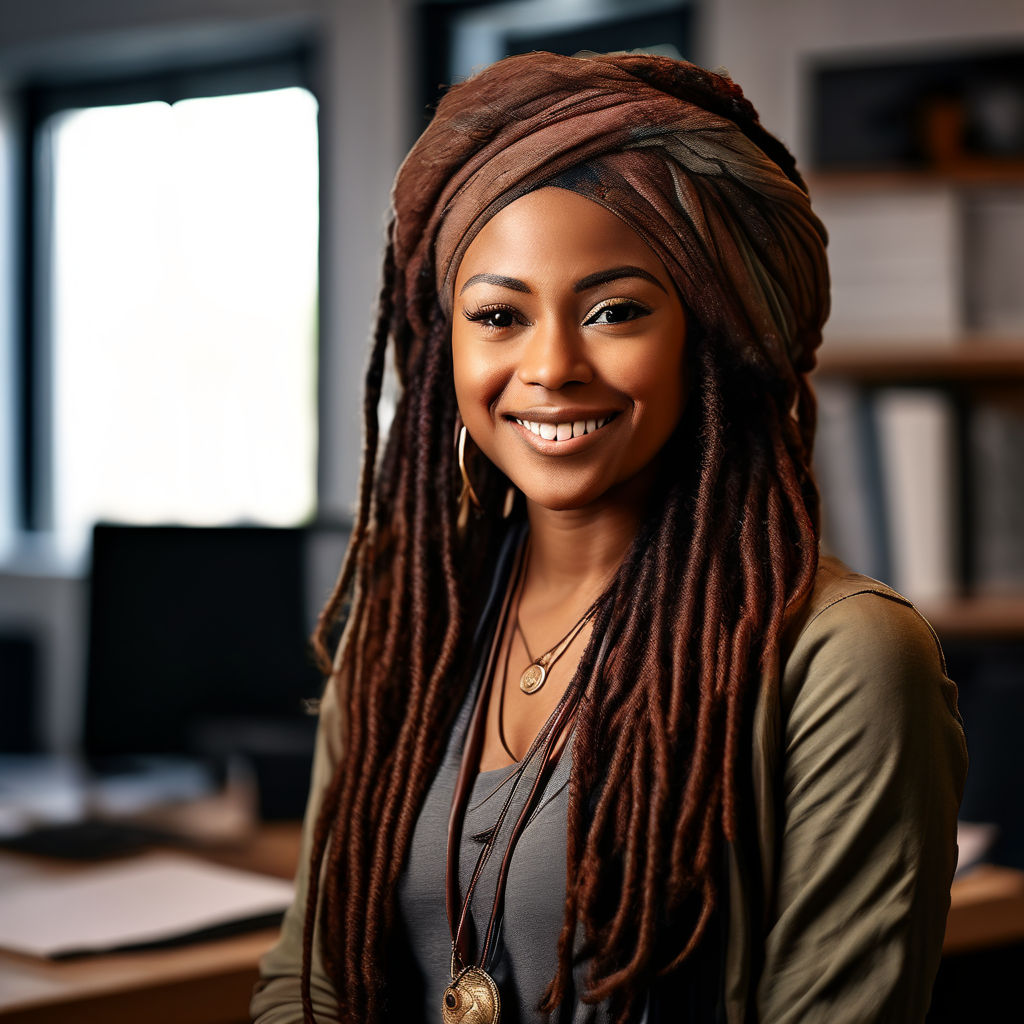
[299,51,828,1024]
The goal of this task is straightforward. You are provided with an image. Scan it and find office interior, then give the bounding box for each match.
[1,1,1023,1021]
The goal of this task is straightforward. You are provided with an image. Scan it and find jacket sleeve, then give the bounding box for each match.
[250,681,344,1023]
[756,591,967,1023]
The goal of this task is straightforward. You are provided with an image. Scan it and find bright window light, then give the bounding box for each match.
[47,87,319,547]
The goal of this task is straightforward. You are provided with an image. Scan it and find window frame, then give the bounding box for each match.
[13,46,319,534]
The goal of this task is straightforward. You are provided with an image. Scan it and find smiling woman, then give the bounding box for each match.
[251,51,966,1024]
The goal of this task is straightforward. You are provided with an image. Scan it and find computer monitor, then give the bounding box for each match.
[84,522,349,763]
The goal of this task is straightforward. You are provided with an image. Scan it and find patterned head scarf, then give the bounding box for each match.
[391,50,829,410]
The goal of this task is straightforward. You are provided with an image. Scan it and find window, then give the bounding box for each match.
[15,56,320,551]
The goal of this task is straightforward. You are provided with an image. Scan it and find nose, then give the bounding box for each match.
[516,316,593,390]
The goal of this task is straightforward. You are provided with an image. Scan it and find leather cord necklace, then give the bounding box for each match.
[443,538,583,1024]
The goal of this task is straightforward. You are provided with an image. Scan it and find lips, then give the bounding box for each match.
[512,414,615,442]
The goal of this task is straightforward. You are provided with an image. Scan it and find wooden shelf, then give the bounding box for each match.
[815,339,1024,382]
[810,161,1024,190]
[916,595,1024,641]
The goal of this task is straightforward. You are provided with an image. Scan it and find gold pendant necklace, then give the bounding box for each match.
[516,604,596,695]
[442,963,501,1023]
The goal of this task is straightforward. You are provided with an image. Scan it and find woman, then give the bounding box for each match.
[251,51,966,1023]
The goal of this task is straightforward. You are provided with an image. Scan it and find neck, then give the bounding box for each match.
[522,472,654,599]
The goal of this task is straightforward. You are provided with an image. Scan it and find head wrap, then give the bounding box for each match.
[391,51,829,404]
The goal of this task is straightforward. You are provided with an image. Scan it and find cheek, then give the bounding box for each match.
[610,340,687,432]
[451,333,512,426]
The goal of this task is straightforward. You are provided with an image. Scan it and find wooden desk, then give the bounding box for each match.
[0,824,302,1024]
[943,864,1024,955]
[0,928,280,1024]
[1,826,1022,1022]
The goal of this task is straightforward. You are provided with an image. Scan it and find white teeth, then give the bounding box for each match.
[516,415,614,441]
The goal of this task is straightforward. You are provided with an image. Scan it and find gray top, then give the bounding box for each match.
[392,673,605,1022]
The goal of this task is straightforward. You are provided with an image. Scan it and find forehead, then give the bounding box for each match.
[453,187,664,286]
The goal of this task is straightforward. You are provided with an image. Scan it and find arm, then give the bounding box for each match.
[756,591,967,1023]
[250,682,344,1023]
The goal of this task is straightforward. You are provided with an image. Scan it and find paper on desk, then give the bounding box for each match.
[0,852,293,959]
[955,820,999,878]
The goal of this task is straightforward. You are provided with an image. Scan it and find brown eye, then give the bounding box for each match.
[585,299,650,326]
[463,304,522,330]
[484,308,516,328]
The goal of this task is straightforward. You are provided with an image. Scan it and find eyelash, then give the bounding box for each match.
[462,303,524,331]
[462,298,652,331]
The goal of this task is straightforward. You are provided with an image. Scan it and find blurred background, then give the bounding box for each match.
[0,0,1022,1016]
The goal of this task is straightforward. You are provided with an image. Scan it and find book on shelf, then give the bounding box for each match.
[815,383,958,602]
[874,389,957,602]
[813,185,962,342]
[964,188,1024,334]
[814,380,891,584]
[970,394,1024,594]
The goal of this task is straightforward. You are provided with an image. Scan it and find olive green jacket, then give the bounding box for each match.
[250,557,967,1022]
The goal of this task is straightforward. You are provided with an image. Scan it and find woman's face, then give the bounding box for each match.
[451,187,687,512]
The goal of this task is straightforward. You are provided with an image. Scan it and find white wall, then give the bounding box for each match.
[317,0,409,521]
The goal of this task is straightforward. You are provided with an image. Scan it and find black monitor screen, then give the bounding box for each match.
[84,523,348,759]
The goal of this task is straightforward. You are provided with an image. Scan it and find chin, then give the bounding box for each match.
[516,477,610,513]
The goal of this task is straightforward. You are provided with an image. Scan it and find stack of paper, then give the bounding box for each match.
[0,852,293,959]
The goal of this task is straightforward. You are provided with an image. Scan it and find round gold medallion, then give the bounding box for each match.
[518,662,546,694]
[442,965,501,1024]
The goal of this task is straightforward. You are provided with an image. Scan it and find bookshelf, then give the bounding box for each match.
[808,41,1024,614]
[816,336,1024,636]
[813,333,1024,616]
[796,46,1024,978]
[808,44,1024,875]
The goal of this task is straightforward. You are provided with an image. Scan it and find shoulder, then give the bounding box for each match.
[749,561,966,1023]
[787,554,939,652]
[778,554,963,758]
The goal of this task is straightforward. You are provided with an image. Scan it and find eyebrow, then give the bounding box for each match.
[574,266,667,294]
[459,265,668,296]
[459,273,530,295]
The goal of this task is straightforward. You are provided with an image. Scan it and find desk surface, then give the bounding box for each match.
[1,825,1022,1023]
[0,824,301,1024]
[944,863,1024,955]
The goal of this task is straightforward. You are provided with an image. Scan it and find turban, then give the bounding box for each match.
[391,51,829,404]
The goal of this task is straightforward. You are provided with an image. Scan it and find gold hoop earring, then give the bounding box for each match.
[457,425,481,531]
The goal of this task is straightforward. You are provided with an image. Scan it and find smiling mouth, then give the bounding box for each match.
[511,414,616,442]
